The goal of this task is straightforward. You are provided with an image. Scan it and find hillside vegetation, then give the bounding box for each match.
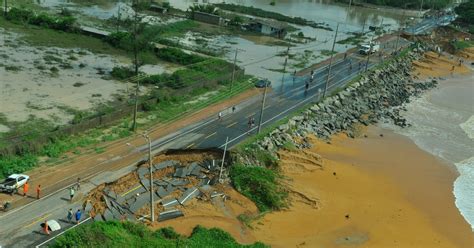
[51,221,267,248]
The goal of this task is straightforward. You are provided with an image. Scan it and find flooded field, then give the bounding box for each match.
[0,28,131,125]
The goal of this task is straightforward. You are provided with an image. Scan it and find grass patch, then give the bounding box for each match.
[337,33,366,45]
[0,16,127,58]
[51,221,267,248]
[321,49,337,56]
[230,165,288,212]
[453,40,474,51]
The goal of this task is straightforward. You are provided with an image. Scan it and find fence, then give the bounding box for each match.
[0,69,245,156]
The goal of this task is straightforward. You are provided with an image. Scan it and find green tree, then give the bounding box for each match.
[455,0,474,25]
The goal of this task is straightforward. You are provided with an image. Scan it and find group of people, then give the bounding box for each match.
[21,181,41,199]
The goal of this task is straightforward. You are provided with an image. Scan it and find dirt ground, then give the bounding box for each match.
[412,51,472,79]
[249,132,474,248]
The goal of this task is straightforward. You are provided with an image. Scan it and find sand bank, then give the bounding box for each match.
[251,129,474,247]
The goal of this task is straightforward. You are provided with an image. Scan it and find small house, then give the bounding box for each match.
[249,19,287,38]
[192,11,225,26]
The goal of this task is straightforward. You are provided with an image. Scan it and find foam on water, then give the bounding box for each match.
[454,156,474,231]
[460,115,474,140]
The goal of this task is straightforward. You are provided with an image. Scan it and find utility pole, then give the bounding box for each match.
[419,0,424,18]
[257,81,269,134]
[131,0,140,132]
[361,18,366,34]
[323,23,339,99]
[345,0,353,23]
[116,4,121,32]
[230,48,238,93]
[365,18,383,72]
[280,46,289,95]
[143,134,154,223]
[4,0,7,17]
[219,136,229,183]
[395,12,405,52]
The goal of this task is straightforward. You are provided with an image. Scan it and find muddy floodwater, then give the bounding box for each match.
[0,28,131,125]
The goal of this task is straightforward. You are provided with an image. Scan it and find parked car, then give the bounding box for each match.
[255,79,271,88]
[0,174,29,195]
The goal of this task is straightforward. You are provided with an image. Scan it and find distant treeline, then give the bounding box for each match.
[335,0,452,10]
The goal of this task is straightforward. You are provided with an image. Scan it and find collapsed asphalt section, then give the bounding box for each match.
[84,149,229,222]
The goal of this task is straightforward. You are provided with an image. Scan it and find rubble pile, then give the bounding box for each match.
[85,152,228,222]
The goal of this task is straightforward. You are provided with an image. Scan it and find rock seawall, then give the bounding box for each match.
[236,48,438,166]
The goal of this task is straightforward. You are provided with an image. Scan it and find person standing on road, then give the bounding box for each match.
[69,187,75,202]
[76,177,81,190]
[248,117,252,129]
[67,208,73,223]
[23,181,29,197]
[36,184,41,199]
[43,221,50,235]
[75,209,82,224]
[218,112,222,121]
[232,106,236,113]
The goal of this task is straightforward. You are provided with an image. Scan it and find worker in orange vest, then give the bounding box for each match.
[23,181,29,197]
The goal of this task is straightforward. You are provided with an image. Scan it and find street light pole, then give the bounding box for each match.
[323,23,339,98]
[230,48,238,93]
[280,46,290,95]
[143,134,154,223]
[257,81,269,134]
[219,137,229,183]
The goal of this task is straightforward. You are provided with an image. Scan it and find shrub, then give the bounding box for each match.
[156,47,206,65]
[230,165,287,212]
[6,7,76,31]
[110,66,135,80]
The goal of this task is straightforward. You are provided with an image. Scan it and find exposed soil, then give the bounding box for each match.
[412,51,471,79]
[250,132,474,248]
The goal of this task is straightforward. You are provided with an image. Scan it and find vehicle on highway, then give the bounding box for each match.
[0,174,29,195]
[255,79,271,88]
[359,42,380,55]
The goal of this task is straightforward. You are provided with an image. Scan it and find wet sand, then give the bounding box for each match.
[251,130,474,247]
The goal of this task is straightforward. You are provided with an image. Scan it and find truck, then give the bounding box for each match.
[0,174,29,195]
[359,42,380,55]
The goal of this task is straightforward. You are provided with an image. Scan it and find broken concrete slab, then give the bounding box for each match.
[102,208,115,221]
[137,167,149,180]
[210,192,225,198]
[209,176,219,186]
[199,185,213,193]
[170,178,189,186]
[178,187,200,205]
[109,205,123,219]
[154,180,169,187]
[140,178,152,191]
[166,184,175,194]
[199,178,211,186]
[190,166,202,177]
[173,167,188,178]
[158,209,184,222]
[103,195,112,210]
[161,198,179,208]
[128,192,150,213]
[154,160,178,171]
[156,186,170,198]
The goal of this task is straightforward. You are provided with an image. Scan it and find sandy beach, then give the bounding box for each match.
[250,130,474,248]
